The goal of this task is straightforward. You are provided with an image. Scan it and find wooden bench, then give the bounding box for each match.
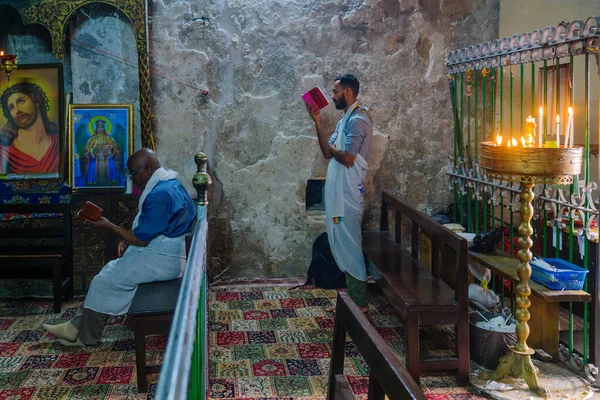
[327,292,426,400]
[127,232,192,393]
[362,191,469,384]
[0,203,73,313]
[128,277,182,393]
[468,250,591,358]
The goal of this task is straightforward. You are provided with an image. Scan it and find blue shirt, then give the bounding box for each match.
[133,179,197,241]
[328,108,373,161]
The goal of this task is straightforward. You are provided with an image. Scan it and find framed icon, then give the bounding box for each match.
[0,64,64,179]
[69,104,133,190]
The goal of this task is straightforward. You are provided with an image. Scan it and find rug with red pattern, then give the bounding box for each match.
[208,285,490,399]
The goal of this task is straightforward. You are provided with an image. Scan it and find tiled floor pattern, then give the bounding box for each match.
[0,299,156,399]
[207,285,489,399]
[0,285,489,399]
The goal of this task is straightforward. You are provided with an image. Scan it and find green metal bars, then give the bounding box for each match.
[446,17,600,383]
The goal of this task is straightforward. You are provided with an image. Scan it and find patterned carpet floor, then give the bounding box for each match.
[0,299,157,399]
[0,285,489,399]
[208,285,489,399]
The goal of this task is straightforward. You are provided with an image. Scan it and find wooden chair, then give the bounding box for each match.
[0,203,73,313]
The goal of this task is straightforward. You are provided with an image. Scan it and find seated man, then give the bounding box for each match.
[43,148,196,346]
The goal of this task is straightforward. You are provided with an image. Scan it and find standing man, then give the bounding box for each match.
[306,74,373,312]
[43,148,196,346]
[0,82,59,174]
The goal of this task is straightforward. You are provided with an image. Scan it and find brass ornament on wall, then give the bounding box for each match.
[0,0,155,150]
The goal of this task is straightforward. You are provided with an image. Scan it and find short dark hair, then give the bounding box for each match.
[335,74,360,96]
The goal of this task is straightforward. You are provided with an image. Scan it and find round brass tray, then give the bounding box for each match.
[479,141,583,184]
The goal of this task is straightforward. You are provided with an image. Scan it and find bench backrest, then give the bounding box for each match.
[379,191,468,306]
[0,203,72,252]
[329,292,426,400]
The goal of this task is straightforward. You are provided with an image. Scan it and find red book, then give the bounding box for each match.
[301,87,329,112]
[76,201,104,222]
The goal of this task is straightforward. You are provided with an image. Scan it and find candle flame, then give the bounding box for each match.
[496,134,502,146]
[556,115,560,123]
[539,107,543,116]
[507,141,511,148]
[511,137,518,147]
[521,137,526,147]
[0,51,3,57]
[568,106,573,116]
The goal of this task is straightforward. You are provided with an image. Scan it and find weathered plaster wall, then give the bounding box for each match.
[1,0,500,282]
[147,0,500,279]
[70,4,142,150]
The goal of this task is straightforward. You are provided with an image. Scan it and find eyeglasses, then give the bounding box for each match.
[127,166,146,178]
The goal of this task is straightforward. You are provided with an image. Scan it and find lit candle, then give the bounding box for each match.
[538,107,544,147]
[521,136,526,147]
[567,107,574,148]
[511,137,517,147]
[496,134,502,146]
[556,115,560,147]
[0,51,3,57]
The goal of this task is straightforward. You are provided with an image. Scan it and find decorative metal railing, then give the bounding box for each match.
[446,17,600,386]
[154,153,211,400]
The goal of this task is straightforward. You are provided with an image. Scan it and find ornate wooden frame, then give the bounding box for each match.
[0,0,155,150]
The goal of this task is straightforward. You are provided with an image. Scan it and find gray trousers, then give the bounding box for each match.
[70,303,109,345]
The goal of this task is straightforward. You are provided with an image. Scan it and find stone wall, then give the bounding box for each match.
[2,0,500,281]
[147,0,499,279]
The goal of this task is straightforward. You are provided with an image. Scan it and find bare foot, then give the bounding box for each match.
[325,305,336,312]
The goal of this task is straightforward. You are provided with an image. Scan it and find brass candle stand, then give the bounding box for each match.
[479,142,582,398]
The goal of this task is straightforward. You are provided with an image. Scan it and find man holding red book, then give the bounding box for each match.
[306,74,374,313]
[43,148,196,346]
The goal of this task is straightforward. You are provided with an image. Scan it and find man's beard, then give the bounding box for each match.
[13,108,38,130]
[334,95,348,110]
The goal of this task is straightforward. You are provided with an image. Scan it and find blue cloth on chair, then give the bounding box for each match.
[0,180,71,220]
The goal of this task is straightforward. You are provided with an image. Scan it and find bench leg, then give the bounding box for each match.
[52,265,62,314]
[367,372,385,400]
[66,259,74,301]
[528,296,559,358]
[327,297,347,400]
[134,318,148,393]
[456,311,470,385]
[406,311,420,384]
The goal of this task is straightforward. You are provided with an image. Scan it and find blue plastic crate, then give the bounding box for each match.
[530,258,588,291]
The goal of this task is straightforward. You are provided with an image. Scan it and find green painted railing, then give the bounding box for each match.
[155,153,211,399]
[154,210,208,400]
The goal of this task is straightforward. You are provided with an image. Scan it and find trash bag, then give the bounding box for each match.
[468,283,500,309]
[305,232,346,289]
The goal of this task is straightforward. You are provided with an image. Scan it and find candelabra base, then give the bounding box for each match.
[479,348,550,398]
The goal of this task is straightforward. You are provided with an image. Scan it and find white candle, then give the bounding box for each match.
[567,107,574,148]
[556,115,560,147]
[538,107,543,147]
[126,176,133,194]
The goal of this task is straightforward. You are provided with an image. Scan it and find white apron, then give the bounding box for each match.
[325,103,369,281]
[84,168,187,315]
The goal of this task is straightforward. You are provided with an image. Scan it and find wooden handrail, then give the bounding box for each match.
[327,292,426,400]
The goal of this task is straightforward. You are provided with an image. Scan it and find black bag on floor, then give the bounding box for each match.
[305,232,346,289]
